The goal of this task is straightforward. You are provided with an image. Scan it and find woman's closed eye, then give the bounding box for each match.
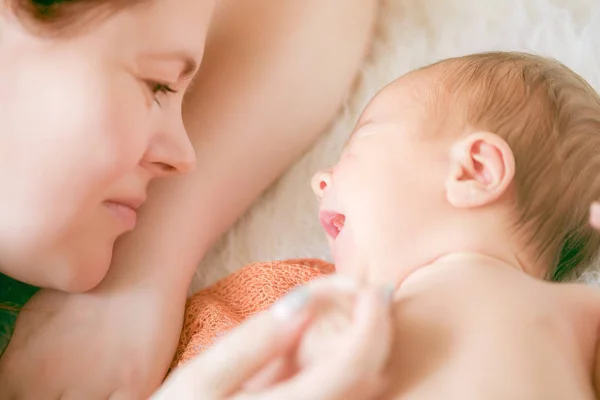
[146,81,178,107]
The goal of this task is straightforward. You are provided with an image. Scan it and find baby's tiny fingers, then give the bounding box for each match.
[200,287,314,396]
[252,286,395,400]
[344,286,395,377]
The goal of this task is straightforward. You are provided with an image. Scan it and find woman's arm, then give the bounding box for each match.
[0,1,378,397]
[106,0,377,290]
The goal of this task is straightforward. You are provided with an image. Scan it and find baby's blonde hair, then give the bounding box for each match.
[426,52,600,280]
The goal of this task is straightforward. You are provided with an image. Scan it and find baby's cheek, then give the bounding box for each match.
[296,297,355,367]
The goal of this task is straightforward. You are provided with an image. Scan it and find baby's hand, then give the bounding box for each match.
[296,286,356,367]
[295,276,394,370]
[239,276,394,396]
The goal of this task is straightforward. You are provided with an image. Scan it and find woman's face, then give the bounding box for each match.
[0,0,214,291]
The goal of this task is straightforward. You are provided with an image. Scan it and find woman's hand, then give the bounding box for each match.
[0,285,182,399]
[153,276,394,400]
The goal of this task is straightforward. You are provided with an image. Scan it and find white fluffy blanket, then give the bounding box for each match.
[190,0,600,293]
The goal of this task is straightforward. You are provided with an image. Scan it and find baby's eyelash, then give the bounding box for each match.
[146,81,177,106]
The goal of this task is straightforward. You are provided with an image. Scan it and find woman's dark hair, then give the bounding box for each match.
[9,0,146,36]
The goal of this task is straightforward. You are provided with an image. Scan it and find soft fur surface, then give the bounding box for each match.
[190,0,600,292]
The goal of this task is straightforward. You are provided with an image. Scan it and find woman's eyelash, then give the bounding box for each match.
[146,81,178,106]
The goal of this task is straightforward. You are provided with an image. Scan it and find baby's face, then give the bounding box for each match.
[312,77,452,284]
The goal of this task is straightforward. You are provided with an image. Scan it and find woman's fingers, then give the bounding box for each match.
[238,275,368,394]
[156,275,364,400]
[205,276,363,395]
[296,287,393,399]
[237,286,394,400]
[241,356,296,392]
[153,275,393,400]
[590,202,600,230]
[198,287,315,397]
[153,286,314,400]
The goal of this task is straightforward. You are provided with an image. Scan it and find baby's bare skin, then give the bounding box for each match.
[299,254,600,399]
[386,256,600,399]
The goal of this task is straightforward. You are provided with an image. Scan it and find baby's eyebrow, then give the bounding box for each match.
[343,120,375,151]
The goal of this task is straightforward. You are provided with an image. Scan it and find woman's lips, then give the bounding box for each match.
[319,211,346,239]
[103,201,138,231]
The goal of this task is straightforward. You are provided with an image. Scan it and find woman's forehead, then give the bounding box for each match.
[100,0,215,61]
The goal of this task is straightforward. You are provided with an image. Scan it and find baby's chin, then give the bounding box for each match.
[326,236,335,252]
[328,229,359,272]
[331,256,372,284]
[334,249,407,287]
[330,237,370,278]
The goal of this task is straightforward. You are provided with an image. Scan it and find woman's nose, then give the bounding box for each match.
[142,118,196,178]
[311,169,332,201]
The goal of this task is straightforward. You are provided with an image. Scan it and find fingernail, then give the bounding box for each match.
[271,286,310,320]
[381,284,395,304]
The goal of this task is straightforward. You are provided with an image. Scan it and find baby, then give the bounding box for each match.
[173,52,600,399]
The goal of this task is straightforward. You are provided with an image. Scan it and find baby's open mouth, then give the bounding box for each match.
[319,211,346,239]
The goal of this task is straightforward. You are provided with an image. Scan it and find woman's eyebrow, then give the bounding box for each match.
[143,51,198,80]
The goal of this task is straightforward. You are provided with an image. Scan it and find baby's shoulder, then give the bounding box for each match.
[548,282,600,320]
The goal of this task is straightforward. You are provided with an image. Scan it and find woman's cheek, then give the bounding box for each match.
[91,100,152,182]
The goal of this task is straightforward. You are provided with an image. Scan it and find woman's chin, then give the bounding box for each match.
[49,252,112,293]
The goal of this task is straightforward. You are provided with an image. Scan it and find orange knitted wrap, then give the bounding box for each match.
[171,259,334,369]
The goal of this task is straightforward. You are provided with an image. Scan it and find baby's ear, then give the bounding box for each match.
[445,132,515,208]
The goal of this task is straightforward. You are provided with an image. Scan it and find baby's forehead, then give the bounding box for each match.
[356,71,443,128]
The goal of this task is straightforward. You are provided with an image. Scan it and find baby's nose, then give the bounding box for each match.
[311,169,332,201]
